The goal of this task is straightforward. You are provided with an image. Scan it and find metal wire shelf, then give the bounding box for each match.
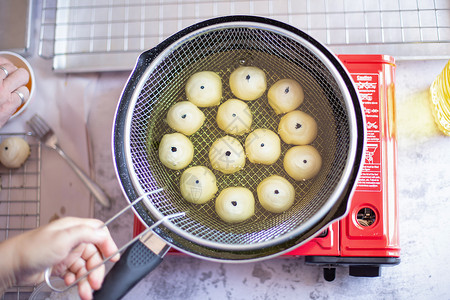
[39,0,450,72]
[0,133,41,300]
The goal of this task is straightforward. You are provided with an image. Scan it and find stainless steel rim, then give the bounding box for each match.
[116,16,364,256]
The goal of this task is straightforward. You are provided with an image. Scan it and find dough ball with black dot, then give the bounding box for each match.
[185,71,222,107]
[158,133,194,170]
[209,135,245,174]
[283,145,322,181]
[245,128,281,165]
[0,137,30,169]
[215,187,255,223]
[216,99,252,135]
[166,101,205,135]
[278,110,318,145]
[229,66,267,101]
[268,79,304,114]
[257,175,295,213]
[180,166,218,204]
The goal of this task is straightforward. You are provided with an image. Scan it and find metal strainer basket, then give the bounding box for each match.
[114,16,365,261]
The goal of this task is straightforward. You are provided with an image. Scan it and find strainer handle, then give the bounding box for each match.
[93,233,170,300]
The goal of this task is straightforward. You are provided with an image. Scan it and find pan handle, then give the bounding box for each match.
[93,232,170,300]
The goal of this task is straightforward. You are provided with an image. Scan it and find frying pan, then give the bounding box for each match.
[94,15,365,299]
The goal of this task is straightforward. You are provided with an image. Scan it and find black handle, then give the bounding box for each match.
[93,240,164,300]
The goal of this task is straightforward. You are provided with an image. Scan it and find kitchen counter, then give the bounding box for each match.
[2,13,450,300]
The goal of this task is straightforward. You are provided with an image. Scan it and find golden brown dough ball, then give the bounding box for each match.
[166,101,205,136]
[158,133,194,170]
[229,66,267,101]
[209,136,245,174]
[0,137,30,169]
[216,99,252,135]
[185,71,222,107]
[278,110,318,145]
[268,79,304,114]
[283,145,322,181]
[245,128,281,165]
[180,166,218,204]
[215,187,255,223]
[257,175,295,213]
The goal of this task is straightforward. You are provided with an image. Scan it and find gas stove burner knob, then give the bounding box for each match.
[356,207,377,227]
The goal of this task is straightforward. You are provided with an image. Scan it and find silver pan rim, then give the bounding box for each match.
[122,19,362,253]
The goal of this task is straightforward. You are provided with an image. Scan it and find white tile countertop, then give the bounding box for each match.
[2,7,450,300]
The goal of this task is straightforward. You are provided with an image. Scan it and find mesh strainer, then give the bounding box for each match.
[99,15,364,299]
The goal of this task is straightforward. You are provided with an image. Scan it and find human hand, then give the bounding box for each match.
[0,217,120,300]
[0,55,30,127]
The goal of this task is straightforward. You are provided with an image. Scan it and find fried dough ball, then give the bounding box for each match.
[209,136,245,174]
[215,187,255,223]
[283,145,322,181]
[166,101,205,136]
[158,133,194,170]
[185,71,222,107]
[216,99,252,135]
[278,110,318,145]
[180,166,218,204]
[229,66,267,101]
[0,137,30,169]
[257,175,295,213]
[245,128,281,165]
[268,79,304,114]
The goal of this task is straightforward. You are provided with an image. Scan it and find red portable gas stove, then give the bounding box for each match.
[133,54,400,281]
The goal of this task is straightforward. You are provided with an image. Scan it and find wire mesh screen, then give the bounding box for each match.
[0,133,41,299]
[39,0,450,72]
[125,24,352,248]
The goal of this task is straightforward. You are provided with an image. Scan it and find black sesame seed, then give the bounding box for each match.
[284,86,290,94]
[200,85,205,89]
[195,180,199,184]
[295,123,302,129]
[232,113,236,117]
[260,143,265,147]
[171,147,177,152]
[246,74,251,81]
[274,190,279,194]
[303,159,308,164]
[181,114,187,119]
[231,201,238,206]
[225,151,231,156]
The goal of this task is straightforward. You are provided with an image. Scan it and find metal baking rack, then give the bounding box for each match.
[39,0,450,72]
[0,133,41,300]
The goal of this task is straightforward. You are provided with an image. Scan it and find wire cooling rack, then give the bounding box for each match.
[0,133,41,300]
[39,0,450,72]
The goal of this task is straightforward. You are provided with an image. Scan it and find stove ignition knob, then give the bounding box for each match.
[356,207,376,227]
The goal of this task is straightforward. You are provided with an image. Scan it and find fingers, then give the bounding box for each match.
[67,244,105,290]
[50,217,120,262]
[63,244,106,299]
[0,63,17,80]
[2,67,29,92]
[95,226,120,262]
[12,86,29,106]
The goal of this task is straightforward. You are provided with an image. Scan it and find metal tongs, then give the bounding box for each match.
[44,188,185,293]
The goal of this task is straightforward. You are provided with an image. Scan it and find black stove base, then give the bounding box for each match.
[305,256,401,281]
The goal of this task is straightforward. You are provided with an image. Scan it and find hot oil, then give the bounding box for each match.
[145,49,341,239]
